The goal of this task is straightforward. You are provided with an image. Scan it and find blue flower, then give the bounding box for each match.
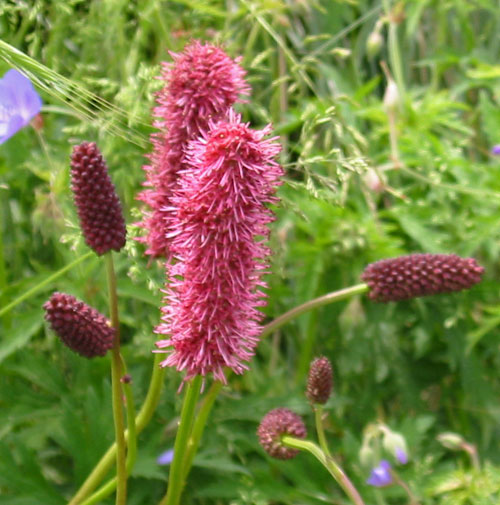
[395,446,408,464]
[157,448,174,465]
[492,145,500,155]
[0,69,42,144]
[366,460,393,487]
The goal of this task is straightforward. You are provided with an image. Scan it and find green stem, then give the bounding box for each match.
[0,251,93,318]
[282,436,366,505]
[260,284,369,339]
[0,197,10,328]
[105,253,127,505]
[314,406,332,459]
[68,353,165,505]
[79,375,137,505]
[181,381,224,482]
[390,469,421,505]
[160,375,203,505]
[382,0,405,99]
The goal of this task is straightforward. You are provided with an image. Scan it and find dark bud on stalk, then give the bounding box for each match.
[70,142,126,255]
[306,356,333,405]
[361,254,484,303]
[257,408,306,460]
[43,292,115,358]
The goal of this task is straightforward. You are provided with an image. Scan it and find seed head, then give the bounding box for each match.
[257,408,307,460]
[70,142,126,255]
[361,253,484,302]
[43,292,114,358]
[306,356,333,404]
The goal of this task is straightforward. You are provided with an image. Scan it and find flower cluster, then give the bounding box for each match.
[138,41,249,258]
[361,253,484,302]
[43,292,115,358]
[70,142,127,255]
[155,111,282,382]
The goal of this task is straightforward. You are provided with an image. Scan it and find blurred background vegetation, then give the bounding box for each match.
[1,0,500,503]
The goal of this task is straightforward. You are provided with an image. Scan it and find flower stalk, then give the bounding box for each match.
[68,354,165,505]
[105,253,127,505]
[161,375,203,505]
[282,436,366,505]
[260,283,369,339]
[181,380,224,482]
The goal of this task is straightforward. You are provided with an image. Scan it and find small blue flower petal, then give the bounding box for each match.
[157,448,174,465]
[0,69,42,144]
[395,446,408,464]
[366,460,393,487]
[492,145,500,155]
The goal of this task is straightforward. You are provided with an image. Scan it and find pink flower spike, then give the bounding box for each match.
[155,110,283,382]
[137,40,250,258]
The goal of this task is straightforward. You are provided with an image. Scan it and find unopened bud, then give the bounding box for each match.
[361,253,484,303]
[257,408,307,460]
[44,292,115,358]
[382,430,408,464]
[437,432,466,451]
[384,78,400,112]
[70,142,127,255]
[366,29,383,59]
[306,356,333,405]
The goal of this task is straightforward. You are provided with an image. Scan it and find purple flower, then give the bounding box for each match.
[157,449,174,465]
[395,446,408,464]
[366,460,393,487]
[492,145,500,155]
[0,69,42,144]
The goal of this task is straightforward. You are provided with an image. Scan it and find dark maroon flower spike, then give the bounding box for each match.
[257,408,307,460]
[44,292,115,358]
[361,253,484,303]
[70,142,126,255]
[307,356,333,405]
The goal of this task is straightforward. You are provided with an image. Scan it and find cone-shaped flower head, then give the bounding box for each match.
[70,142,126,255]
[306,356,333,404]
[138,40,250,258]
[43,292,114,358]
[361,253,484,303]
[257,408,307,460]
[155,110,283,382]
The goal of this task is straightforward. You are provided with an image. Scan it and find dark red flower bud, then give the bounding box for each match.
[257,408,307,460]
[43,292,115,358]
[307,356,333,405]
[361,254,484,303]
[70,142,126,255]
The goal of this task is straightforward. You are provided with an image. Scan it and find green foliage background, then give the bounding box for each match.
[1,0,500,503]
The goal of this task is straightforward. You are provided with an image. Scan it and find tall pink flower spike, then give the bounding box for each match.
[137,41,250,258]
[155,110,283,383]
